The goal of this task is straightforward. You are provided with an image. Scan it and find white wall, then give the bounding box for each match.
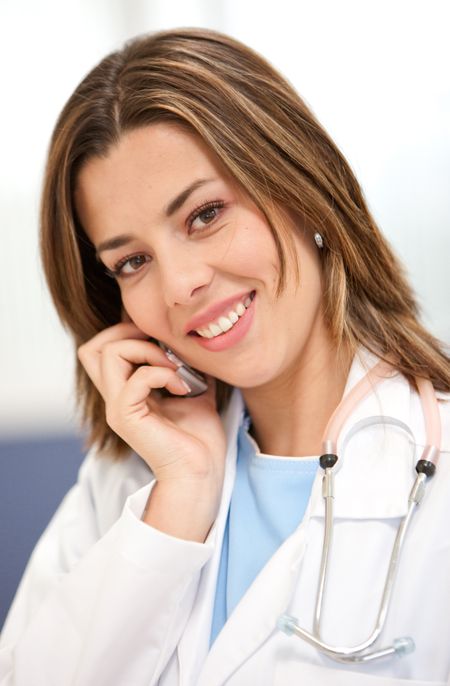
[1,0,449,437]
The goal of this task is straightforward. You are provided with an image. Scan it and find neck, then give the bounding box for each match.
[241,338,352,457]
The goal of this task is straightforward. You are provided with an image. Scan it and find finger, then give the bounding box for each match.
[78,344,104,390]
[116,366,190,417]
[79,327,163,393]
[80,322,149,356]
[100,339,178,399]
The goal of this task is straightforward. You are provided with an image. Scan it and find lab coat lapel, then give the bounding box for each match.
[176,389,244,686]
[197,523,310,686]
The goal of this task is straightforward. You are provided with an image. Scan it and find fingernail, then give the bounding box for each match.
[164,348,183,368]
[179,378,192,393]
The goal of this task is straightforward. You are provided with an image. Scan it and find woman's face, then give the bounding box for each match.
[75,123,327,389]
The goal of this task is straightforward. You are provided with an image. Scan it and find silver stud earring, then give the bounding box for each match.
[314,232,324,249]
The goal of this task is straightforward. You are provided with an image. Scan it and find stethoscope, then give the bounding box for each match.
[277,360,442,664]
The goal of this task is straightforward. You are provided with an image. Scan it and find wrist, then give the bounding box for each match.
[142,478,221,543]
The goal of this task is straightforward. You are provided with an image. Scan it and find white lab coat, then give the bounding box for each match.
[1,351,450,685]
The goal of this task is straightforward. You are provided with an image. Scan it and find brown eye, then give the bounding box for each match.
[188,201,225,233]
[125,255,147,272]
[110,253,151,278]
[198,207,218,223]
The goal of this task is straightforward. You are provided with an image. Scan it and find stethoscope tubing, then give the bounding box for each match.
[278,361,442,663]
[279,490,419,661]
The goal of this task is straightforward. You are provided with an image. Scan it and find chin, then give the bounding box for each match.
[212,364,277,390]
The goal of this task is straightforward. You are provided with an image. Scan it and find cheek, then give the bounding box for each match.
[121,290,167,337]
[224,221,280,286]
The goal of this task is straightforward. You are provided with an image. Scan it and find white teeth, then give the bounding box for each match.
[218,316,233,332]
[194,292,255,338]
[209,323,222,336]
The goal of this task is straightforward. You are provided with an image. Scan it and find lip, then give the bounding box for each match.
[190,293,256,352]
[184,290,254,334]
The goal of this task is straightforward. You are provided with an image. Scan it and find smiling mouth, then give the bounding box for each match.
[189,291,256,339]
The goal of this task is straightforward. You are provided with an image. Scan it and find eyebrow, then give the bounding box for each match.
[96,177,216,256]
[165,177,215,217]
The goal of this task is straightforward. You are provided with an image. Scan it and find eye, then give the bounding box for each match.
[188,201,225,234]
[106,253,151,279]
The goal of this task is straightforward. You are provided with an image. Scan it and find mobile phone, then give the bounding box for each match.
[157,341,208,397]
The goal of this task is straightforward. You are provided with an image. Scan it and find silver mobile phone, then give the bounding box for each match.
[157,341,208,397]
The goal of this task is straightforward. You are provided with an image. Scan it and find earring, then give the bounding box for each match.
[314,232,324,249]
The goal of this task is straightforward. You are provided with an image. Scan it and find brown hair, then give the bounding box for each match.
[40,27,450,459]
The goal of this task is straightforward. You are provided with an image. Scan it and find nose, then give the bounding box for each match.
[158,245,214,307]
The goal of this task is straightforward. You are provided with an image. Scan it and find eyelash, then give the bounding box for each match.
[187,200,225,233]
[105,254,150,279]
[105,199,225,279]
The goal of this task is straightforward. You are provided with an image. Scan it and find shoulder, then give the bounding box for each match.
[408,384,450,454]
[357,349,450,455]
[437,391,450,453]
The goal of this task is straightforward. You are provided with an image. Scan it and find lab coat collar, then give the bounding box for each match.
[216,347,427,522]
[309,347,423,520]
[227,348,423,520]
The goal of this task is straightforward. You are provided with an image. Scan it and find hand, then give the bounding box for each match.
[78,323,227,492]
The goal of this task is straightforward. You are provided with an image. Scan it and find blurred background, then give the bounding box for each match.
[1,0,449,627]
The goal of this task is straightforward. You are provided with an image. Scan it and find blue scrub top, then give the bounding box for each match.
[210,415,319,645]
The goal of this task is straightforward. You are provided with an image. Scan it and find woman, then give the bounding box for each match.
[1,27,449,685]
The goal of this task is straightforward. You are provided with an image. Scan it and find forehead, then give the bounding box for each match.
[79,124,222,185]
[74,124,228,232]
